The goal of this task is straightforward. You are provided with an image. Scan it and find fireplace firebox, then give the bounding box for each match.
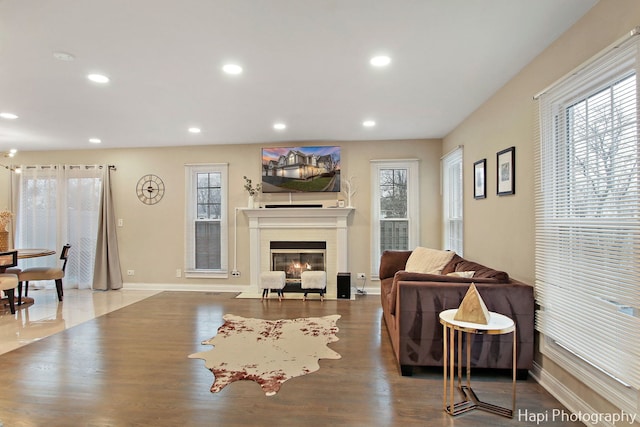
[270,241,326,293]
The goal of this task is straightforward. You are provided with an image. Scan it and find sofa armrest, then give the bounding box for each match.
[387,272,503,316]
[396,280,534,313]
[379,250,412,280]
[394,271,503,284]
[395,280,535,369]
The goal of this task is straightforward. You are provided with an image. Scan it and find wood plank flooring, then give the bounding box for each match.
[0,291,582,427]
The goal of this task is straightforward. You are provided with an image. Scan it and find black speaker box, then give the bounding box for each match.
[337,272,351,299]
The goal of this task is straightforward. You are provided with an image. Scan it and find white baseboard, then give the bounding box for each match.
[122,282,377,299]
[123,282,245,293]
[530,361,620,427]
[354,286,380,296]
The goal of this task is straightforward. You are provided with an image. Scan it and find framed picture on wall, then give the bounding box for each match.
[473,159,486,199]
[497,146,515,196]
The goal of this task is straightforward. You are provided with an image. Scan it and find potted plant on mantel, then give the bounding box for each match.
[243,176,262,208]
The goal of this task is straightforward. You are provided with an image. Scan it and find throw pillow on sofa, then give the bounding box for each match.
[404,247,455,275]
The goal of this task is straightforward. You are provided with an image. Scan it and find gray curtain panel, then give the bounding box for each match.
[92,166,123,290]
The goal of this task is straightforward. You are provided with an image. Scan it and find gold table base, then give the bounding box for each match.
[441,310,516,418]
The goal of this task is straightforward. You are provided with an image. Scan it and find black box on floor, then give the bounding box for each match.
[337,272,351,299]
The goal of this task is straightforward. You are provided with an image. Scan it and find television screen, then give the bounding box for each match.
[261,146,341,193]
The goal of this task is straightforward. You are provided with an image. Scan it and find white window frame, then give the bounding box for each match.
[535,31,640,415]
[441,147,463,255]
[370,159,420,279]
[184,163,228,278]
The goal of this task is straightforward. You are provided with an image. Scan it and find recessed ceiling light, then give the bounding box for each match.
[363,120,376,127]
[53,51,75,61]
[0,112,18,120]
[222,64,243,75]
[370,55,391,67]
[89,138,102,144]
[188,127,201,134]
[273,123,286,130]
[87,74,110,84]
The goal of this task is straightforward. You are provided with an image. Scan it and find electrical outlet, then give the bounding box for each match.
[231,270,241,277]
[127,270,134,276]
[117,218,123,227]
[176,269,182,278]
[357,273,366,280]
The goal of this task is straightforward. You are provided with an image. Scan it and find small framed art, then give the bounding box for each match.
[473,159,486,199]
[497,146,515,196]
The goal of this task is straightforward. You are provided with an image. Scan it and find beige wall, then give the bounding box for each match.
[8,138,442,288]
[442,0,640,420]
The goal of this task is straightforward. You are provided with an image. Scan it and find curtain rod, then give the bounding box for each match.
[20,164,117,170]
[534,26,640,100]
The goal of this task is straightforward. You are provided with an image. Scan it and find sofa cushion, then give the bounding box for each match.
[444,255,509,281]
[441,254,463,275]
[405,247,455,275]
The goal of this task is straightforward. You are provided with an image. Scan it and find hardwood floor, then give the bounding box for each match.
[0,290,582,426]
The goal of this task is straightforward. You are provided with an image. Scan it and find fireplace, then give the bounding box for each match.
[242,206,354,298]
[270,241,326,292]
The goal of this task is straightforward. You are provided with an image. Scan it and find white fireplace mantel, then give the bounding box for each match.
[242,206,354,217]
[242,207,354,296]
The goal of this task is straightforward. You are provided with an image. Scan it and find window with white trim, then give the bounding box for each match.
[442,147,463,255]
[185,163,228,278]
[536,32,640,414]
[370,159,419,278]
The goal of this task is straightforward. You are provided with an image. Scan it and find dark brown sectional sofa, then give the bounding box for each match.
[379,250,535,377]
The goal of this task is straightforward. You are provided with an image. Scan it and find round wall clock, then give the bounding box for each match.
[136,174,165,205]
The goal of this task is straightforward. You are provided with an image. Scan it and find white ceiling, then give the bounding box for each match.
[0,0,597,152]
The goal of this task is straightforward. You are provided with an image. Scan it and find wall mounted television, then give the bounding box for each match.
[261,146,341,193]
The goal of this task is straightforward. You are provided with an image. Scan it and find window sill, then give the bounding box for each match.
[184,270,228,279]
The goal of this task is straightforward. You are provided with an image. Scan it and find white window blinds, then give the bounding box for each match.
[442,147,463,255]
[184,163,228,278]
[536,29,640,409]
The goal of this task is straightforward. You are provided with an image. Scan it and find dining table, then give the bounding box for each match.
[1,248,57,309]
[17,248,57,259]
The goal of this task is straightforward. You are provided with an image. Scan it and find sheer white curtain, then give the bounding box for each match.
[14,165,103,289]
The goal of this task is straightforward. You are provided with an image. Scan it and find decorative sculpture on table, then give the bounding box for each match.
[454,283,490,324]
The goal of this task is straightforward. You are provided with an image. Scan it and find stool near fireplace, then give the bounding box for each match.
[301,270,327,301]
[260,271,286,301]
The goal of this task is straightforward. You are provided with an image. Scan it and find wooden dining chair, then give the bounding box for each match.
[18,244,71,302]
[0,250,20,314]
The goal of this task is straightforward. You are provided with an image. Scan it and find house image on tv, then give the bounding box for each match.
[264,149,336,179]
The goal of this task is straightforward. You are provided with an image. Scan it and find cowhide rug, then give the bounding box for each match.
[189,314,341,396]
